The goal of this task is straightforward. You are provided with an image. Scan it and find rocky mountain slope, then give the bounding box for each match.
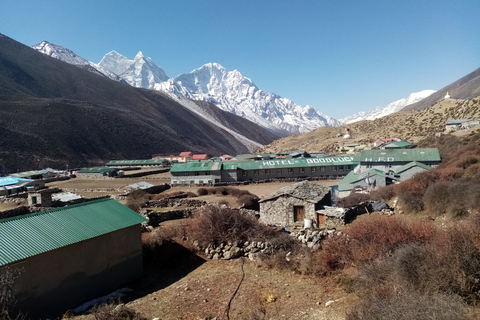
[0,34,279,173]
[340,90,436,124]
[154,63,340,136]
[257,97,480,155]
[402,67,480,112]
[33,42,340,136]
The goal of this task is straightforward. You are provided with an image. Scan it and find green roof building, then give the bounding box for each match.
[0,198,147,318]
[171,155,359,185]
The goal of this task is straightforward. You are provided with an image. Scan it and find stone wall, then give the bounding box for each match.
[198,227,342,261]
[259,196,315,227]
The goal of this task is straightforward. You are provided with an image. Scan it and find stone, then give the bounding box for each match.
[212,253,221,260]
[325,300,335,307]
[224,246,242,260]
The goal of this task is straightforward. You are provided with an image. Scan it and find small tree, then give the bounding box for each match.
[0,267,25,320]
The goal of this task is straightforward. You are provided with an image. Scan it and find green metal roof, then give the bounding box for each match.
[383,141,412,149]
[77,166,115,174]
[106,159,166,166]
[170,156,358,173]
[395,161,433,173]
[338,169,399,191]
[225,156,357,170]
[10,170,45,178]
[0,198,147,266]
[170,161,221,173]
[353,148,440,163]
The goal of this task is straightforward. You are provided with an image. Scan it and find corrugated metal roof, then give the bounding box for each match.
[10,170,46,178]
[0,198,147,266]
[0,177,34,187]
[77,166,115,173]
[170,161,220,173]
[395,161,433,173]
[171,156,358,173]
[106,159,166,166]
[353,148,440,163]
[384,141,412,149]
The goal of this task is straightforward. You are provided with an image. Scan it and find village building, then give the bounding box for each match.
[382,140,412,149]
[76,166,121,177]
[0,198,147,319]
[0,176,44,197]
[445,119,480,132]
[337,149,439,198]
[170,155,358,185]
[337,169,400,198]
[106,158,169,168]
[353,148,441,174]
[259,181,331,228]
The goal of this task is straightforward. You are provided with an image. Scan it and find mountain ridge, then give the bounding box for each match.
[0,33,279,172]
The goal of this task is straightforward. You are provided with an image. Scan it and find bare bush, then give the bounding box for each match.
[0,267,25,320]
[346,289,471,320]
[188,205,264,247]
[91,301,146,320]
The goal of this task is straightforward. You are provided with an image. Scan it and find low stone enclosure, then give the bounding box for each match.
[139,196,394,261]
[200,228,341,261]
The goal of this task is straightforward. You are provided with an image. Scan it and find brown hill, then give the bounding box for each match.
[256,97,480,154]
[0,34,279,173]
[402,66,480,112]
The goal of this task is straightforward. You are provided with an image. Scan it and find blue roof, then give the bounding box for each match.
[0,177,34,187]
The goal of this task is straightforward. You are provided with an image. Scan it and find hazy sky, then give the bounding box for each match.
[1,0,479,119]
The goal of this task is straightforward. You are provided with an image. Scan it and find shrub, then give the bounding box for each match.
[0,267,25,320]
[238,194,260,210]
[369,184,395,201]
[91,301,146,320]
[188,205,263,246]
[346,290,471,320]
[197,188,208,196]
[314,216,436,274]
[336,191,370,208]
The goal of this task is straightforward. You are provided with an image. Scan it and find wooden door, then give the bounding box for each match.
[317,213,325,226]
[294,206,304,222]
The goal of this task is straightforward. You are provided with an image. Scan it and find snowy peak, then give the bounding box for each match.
[32,42,122,81]
[98,51,169,89]
[32,41,89,65]
[340,90,436,124]
[155,63,339,135]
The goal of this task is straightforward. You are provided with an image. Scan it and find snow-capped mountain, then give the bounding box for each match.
[32,41,122,81]
[339,90,436,124]
[98,51,169,89]
[154,63,340,136]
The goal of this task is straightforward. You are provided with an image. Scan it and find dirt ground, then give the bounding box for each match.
[72,245,356,320]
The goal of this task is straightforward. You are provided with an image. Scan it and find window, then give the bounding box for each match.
[205,171,211,175]
[299,167,305,173]
[320,167,325,172]
[332,166,337,172]
[311,167,316,173]
[339,165,344,171]
[184,172,189,176]
[265,169,271,175]
[194,171,199,176]
[366,164,372,168]
[277,168,282,175]
[254,170,259,176]
[242,171,247,177]
[288,168,294,174]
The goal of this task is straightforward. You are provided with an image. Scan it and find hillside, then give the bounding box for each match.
[256,97,480,154]
[0,34,279,173]
[402,66,480,112]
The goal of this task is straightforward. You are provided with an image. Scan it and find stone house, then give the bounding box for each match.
[259,181,331,228]
[0,198,147,319]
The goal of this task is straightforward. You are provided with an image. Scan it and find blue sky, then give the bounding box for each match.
[1,0,479,119]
